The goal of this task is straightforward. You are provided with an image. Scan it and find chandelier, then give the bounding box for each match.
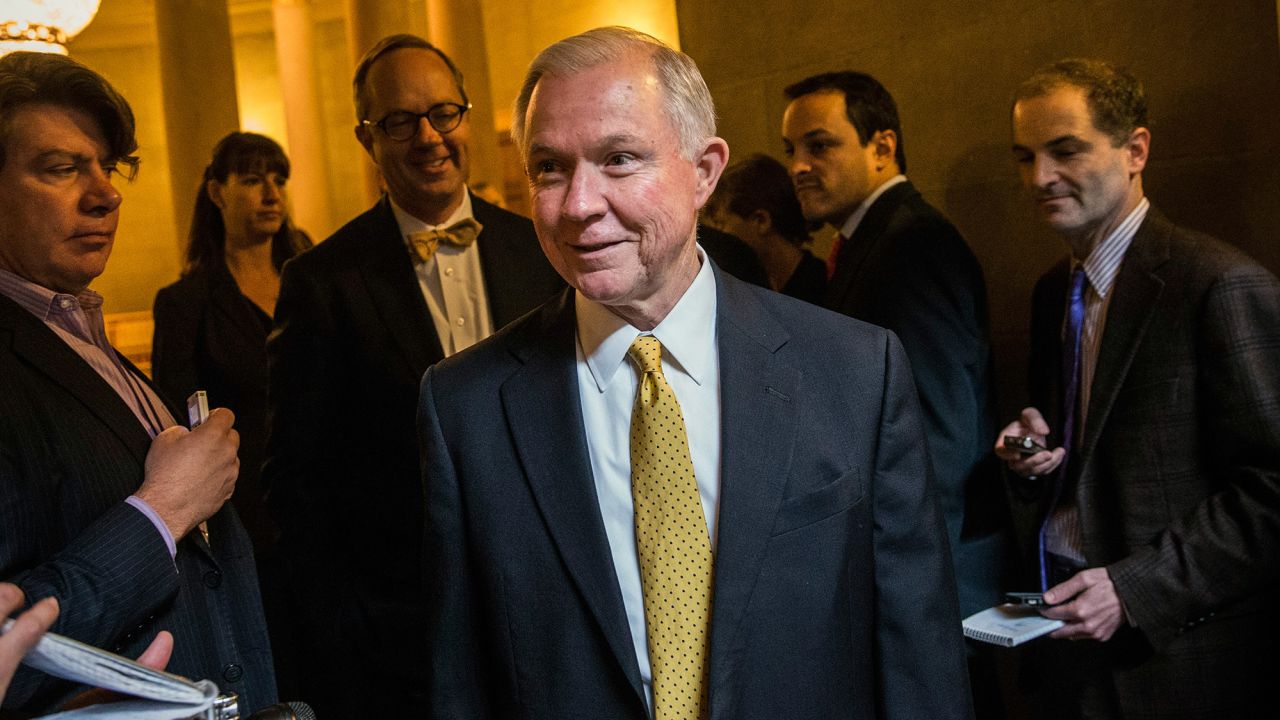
[1,1,102,56]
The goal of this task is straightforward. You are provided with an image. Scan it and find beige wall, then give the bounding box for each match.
[481,0,680,132]
[69,34,182,315]
[58,0,683,314]
[313,15,371,233]
[679,0,1280,420]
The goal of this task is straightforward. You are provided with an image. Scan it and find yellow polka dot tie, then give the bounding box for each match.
[627,335,713,720]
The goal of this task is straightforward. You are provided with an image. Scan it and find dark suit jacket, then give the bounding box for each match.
[823,180,1005,615]
[0,294,275,714]
[418,267,973,720]
[1020,208,1280,718]
[696,223,769,287]
[152,263,276,551]
[782,250,827,304]
[264,193,563,714]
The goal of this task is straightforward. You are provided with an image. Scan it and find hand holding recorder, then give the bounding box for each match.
[994,406,1066,479]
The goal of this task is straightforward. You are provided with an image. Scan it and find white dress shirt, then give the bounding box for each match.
[391,191,493,356]
[575,248,721,713]
[838,174,908,239]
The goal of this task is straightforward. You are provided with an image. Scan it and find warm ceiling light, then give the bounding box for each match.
[1,1,102,56]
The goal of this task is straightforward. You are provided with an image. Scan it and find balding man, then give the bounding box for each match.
[264,34,562,715]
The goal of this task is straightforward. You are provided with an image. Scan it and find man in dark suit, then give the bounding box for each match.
[782,71,1007,715]
[695,223,770,288]
[996,58,1280,719]
[0,52,275,713]
[0,584,58,705]
[419,27,971,720]
[264,34,562,715]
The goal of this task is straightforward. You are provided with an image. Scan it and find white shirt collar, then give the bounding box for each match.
[576,246,717,392]
[838,174,907,239]
[390,189,474,237]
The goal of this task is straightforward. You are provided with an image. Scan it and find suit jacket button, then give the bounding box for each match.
[203,570,222,588]
[222,663,243,683]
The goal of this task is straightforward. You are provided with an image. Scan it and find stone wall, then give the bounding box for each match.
[679,0,1280,420]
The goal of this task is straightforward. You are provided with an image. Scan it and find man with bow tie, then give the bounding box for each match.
[263,33,562,717]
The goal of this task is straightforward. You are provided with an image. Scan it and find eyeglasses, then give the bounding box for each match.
[363,102,471,141]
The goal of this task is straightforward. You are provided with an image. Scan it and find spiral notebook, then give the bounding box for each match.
[962,604,1064,647]
[2,618,219,719]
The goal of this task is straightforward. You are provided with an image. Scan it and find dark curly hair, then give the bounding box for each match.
[0,51,138,174]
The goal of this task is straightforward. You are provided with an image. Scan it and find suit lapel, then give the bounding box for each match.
[0,296,152,465]
[500,291,645,701]
[707,271,799,690]
[357,197,445,370]
[207,264,269,346]
[115,349,222,563]
[498,273,802,702]
[823,181,913,310]
[472,194,511,327]
[1078,211,1171,467]
[0,296,224,564]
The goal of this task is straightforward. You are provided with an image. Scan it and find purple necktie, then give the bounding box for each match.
[1038,267,1087,590]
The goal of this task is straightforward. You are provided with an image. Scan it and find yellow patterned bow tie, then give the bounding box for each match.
[408,217,483,263]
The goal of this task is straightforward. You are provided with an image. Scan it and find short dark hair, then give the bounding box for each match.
[0,51,138,173]
[185,132,310,276]
[352,34,467,121]
[784,71,906,173]
[1013,58,1148,146]
[707,154,810,247]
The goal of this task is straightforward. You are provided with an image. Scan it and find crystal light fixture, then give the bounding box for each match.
[1,1,102,56]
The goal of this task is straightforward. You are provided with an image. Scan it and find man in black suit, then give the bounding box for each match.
[419,27,971,720]
[996,58,1280,720]
[264,34,562,715]
[0,584,57,705]
[782,71,1007,714]
[0,52,275,713]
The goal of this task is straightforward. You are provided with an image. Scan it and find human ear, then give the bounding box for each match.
[1125,127,1151,174]
[206,179,225,210]
[693,137,730,208]
[872,130,897,172]
[355,123,375,157]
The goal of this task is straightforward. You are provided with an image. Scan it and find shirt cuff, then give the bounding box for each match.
[125,495,177,560]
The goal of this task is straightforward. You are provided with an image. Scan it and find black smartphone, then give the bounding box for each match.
[1003,435,1048,455]
[1005,591,1050,607]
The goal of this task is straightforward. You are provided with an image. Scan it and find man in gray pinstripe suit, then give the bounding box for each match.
[0,52,276,714]
[996,58,1280,719]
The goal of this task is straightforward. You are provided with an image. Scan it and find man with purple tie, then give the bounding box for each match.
[996,58,1280,719]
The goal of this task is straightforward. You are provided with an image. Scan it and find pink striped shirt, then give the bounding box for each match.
[0,268,178,557]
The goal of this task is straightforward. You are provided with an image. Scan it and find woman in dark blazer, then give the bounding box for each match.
[152,132,309,553]
[152,132,310,698]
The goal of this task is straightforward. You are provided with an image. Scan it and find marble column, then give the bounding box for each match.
[272,0,336,240]
[344,0,429,204]
[154,0,241,246]
[426,0,504,195]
